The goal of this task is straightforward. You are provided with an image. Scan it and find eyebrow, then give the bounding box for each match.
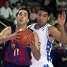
[19,12,28,15]
[38,12,48,15]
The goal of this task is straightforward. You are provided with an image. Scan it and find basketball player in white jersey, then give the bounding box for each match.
[29,6,67,67]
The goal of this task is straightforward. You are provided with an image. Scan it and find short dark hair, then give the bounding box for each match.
[16,1,21,6]
[39,6,50,16]
[16,7,30,18]
[4,0,10,3]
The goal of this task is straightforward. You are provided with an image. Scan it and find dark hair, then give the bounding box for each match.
[16,1,21,6]
[16,7,30,18]
[39,6,50,16]
[31,6,35,10]
[4,0,10,3]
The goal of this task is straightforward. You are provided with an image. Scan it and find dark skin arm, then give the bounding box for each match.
[49,11,67,44]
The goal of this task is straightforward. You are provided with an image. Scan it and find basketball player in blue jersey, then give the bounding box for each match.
[29,6,67,67]
[0,7,40,67]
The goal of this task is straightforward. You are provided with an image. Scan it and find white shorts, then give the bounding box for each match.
[30,62,54,67]
[30,58,54,67]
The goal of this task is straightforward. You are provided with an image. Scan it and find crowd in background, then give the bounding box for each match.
[0,0,67,67]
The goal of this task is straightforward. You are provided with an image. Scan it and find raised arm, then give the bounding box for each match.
[50,11,67,44]
[57,11,67,44]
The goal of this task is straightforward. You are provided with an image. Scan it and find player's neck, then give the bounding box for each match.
[35,24,43,29]
[16,24,27,31]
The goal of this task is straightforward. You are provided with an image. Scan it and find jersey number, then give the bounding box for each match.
[14,48,19,56]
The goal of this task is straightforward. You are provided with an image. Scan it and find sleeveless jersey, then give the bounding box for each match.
[29,23,54,67]
[3,26,32,65]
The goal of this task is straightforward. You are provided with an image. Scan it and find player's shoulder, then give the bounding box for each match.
[28,23,36,28]
[48,25,58,33]
[3,26,11,31]
[0,26,11,36]
[49,25,57,30]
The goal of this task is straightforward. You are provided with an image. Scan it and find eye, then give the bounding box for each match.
[44,15,47,17]
[19,13,22,16]
[24,14,27,17]
[38,13,41,16]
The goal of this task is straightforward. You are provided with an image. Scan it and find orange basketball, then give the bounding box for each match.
[18,28,34,46]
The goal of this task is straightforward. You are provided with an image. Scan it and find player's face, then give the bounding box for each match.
[37,10,50,27]
[16,10,29,25]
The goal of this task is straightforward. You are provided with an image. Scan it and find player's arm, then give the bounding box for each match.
[30,32,40,61]
[0,27,11,44]
[62,57,67,62]
[49,26,67,45]
[50,11,67,44]
[0,27,21,44]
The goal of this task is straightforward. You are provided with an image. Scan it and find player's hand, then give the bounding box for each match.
[58,11,66,26]
[27,41,35,49]
[10,30,21,41]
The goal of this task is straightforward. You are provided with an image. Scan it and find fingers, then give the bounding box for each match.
[58,11,66,21]
[13,30,22,41]
[62,11,66,18]
[26,41,35,48]
[62,11,66,15]
[30,41,35,45]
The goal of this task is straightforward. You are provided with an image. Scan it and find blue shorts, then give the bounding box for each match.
[1,61,30,67]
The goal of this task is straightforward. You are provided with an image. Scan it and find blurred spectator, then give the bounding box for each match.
[58,45,67,67]
[19,0,23,5]
[49,13,59,26]
[30,7,37,22]
[10,3,16,10]
[47,0,57,16]
[9,0,19,4]
[42,0,57,16]
[12,1,21,25]
[41,0,45,7]
[0,0,14,26]
[44,0,52,6]
[56,0,67,13]
[12,1,21,19]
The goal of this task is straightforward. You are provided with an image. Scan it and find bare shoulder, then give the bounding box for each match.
[33,31,39,41]
[48,25,60,41]
[48,26,58,34]
[33,31,38,37]
[0,26,11,36]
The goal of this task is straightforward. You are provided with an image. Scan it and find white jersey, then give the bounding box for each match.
[29,23,54,67]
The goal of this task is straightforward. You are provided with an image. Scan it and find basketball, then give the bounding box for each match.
[17,28,35,46]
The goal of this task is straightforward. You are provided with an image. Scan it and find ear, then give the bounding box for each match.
[48,16,50,21]
[27,19,29,23]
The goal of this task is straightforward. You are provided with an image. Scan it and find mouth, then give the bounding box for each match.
[39,20,43,23]
[19,19,23,22]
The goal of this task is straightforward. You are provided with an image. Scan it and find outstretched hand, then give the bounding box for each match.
[58,11,66,26]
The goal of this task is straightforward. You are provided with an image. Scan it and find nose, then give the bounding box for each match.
[40,16,43,20]
[21,15,23,18]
